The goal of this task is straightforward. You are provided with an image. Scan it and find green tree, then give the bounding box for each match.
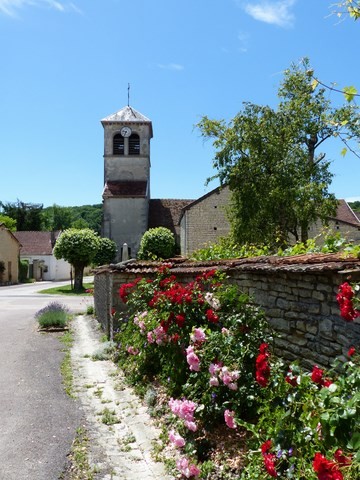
[93,237,117,266]
[137,227,176,260]
[332,1,360,19]
[53,228,100,291]
[0,215,17,231]
[42,204,73,231]
[71,204,102,233]
[197,60,360,247]
[349,201,360,215]
[0,200,43,231]
[41,204,102,233]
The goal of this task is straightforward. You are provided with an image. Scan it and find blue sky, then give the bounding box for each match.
[0,0,359,207]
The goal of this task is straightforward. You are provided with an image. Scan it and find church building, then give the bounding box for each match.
[101,105,232,261]
[101,105,360,261]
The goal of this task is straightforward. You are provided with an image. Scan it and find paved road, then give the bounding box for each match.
[0,280,93,480]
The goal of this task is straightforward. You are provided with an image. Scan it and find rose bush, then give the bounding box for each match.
[114,269,360,479]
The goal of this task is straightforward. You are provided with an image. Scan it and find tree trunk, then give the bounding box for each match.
[73,264,85,292]
[300,222,309,243]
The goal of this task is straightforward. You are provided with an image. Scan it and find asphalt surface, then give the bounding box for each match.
[0,279,93,480]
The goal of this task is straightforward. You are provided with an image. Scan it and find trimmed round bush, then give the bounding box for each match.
[137,227,175,260]
[94,237,117,266]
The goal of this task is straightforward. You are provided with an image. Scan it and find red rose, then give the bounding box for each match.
[206,309,219,323]
[261,440,272,455]
[263,453,277,478]
[171,333,180,344]
[348,346,356,357]
[334,449,351,466]
[259,343,269,355]
[311,365,324,384]
[313,452,343,480]
[255,345,271,387]
[175,314,186,327]
[285,370,298,387]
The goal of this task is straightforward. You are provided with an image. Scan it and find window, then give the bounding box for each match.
[113,134,124,155]
[129,133,140,155]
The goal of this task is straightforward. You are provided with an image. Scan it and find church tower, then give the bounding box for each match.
[101,106,153,260]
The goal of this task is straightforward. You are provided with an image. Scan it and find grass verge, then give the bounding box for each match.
[60,426,98,480]
[38,283,94,295]
[60,329,75,398]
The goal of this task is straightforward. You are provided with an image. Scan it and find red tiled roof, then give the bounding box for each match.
[148,199,194,234]
[103,181,148,198]
[13,231,60,255]
[333,199,360,226]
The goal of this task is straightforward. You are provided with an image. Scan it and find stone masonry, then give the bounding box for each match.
[94,254,360,370]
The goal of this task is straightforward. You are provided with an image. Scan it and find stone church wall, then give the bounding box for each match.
[180,186,231,255]
[102,197,149,261]
[94,257,360,369]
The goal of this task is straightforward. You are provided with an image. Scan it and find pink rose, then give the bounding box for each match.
[190,327,206,344]
[169,429,185,448]
[186,345,201,371]
[224,409,237,429]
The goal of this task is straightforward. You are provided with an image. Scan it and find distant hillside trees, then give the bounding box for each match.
[42,204,102,233]
[349,201,360,216]
[0,201,102,233]
[0,200,43,231]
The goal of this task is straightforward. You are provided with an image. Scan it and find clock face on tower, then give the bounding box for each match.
[120,126,132,137]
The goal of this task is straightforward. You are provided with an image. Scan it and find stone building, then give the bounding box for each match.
[308,199,360,244]
[0,223,20,284]
[101,105,360,259]
[179,186,231,254]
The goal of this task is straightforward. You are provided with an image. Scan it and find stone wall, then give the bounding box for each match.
[180,186,231,255]
[307,218,360,245]
[94,255,360,368]
[226,267,360,369]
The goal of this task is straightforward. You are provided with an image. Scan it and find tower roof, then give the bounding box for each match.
[101,106,151,124]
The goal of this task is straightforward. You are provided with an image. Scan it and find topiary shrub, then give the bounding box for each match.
[93,237,117,266]
[137,227,175,260]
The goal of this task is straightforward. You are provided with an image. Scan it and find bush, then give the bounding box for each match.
[191,237,271,261]
[114,270,360,479]
[115,267,272,417]
[19,259,29,282]
[137,227,176,260]
[239,352,360,479]
[93,237,117,266]
[35,302,69,329]
[191,232,359,261]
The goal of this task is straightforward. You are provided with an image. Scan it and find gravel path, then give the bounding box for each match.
[71,315,174,480]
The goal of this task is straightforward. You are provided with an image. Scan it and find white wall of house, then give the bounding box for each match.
[21,254,72,281]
